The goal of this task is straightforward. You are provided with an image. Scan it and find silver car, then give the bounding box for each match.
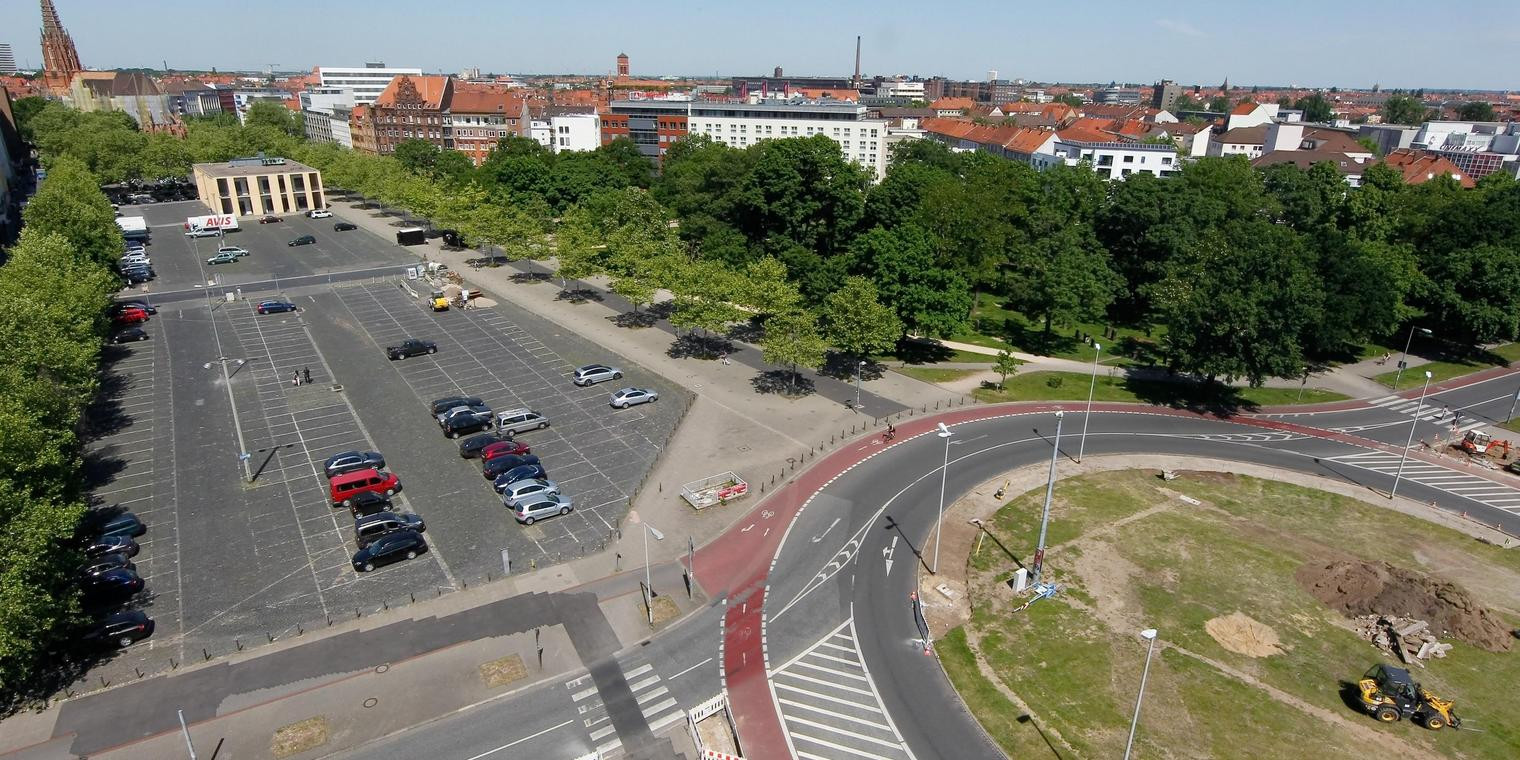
[573,364,623,387]
[436,404,490,425]
[609,387,658,409]
[511,492,573,525]
[501,479,560,508]
[495,408,550,435]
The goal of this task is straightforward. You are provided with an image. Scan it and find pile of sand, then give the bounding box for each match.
[1205,612,1283,657]
[1296,559,1512,653]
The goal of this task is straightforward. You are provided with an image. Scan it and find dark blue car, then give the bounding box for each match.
[85,511,146,538]
[481,454,541,480]
[493,464,548,493]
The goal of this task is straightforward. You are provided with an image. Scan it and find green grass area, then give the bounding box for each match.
[1487,342,1520,364]
[950,292,1157,365]
[1374,358,1505,390]
[948,470,1520,759]
[972,371,1348,409]
[894,367,979,384]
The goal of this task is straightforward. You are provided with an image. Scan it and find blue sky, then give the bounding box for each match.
[4,0,1516,90]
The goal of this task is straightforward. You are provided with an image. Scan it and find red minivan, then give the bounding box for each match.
[480,440,532,461]
[329,468,399,506]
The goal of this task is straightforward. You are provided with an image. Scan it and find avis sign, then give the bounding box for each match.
[185,214,238,231]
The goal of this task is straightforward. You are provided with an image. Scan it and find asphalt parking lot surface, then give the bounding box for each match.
[85,214,683,684]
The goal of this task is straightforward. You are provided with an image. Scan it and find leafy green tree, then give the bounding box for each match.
[245,100,303,137]
[848,225,972,337]
[1006,219,1121,333]
[730,135,868,257]
[1053,93,1083,108]
[668,259,749,337]
[994,350,1021,389]
[822,276,903,357]
[1293,93,1334,122]
[863,161,955,230]
[480,135,555,202]
[1456,101,1496,122]
[138,132,193,179]
[1260,161,1347,231]
[21,158,125,268]
[546,152,629,212]
[596,137,653,188]
[0,484,87,698]
[392,139,443,177]
[1207,95,1231,112]
[1381,96,1430,126]
[432,149,476,186]
[761,309,829,394]
[10,96,49,141]
[737,256,802,318]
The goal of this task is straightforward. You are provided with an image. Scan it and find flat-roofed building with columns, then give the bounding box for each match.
[192,155,325,217]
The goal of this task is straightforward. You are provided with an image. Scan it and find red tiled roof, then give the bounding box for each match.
[450,89,525,115]
[796,87,858,102]
[1215,125,1268,145]
[1301,128,1368,155]
[931,97,975,111]
[1230,100,1259,115]
[374,74,451,110]
[1378,149,1475,188]
[997,102,1043,114]
[1041,103,1078,121]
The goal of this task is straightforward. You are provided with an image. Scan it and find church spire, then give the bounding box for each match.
[40,0,82,76]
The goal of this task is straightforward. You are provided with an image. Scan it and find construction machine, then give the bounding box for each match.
[1357,664,1461,730]
[1460,430,1493,456]
[430,290,450,312]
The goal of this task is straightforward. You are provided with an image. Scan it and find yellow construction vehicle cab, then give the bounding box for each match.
[430,290,449,312]
[1357,664,1460,730]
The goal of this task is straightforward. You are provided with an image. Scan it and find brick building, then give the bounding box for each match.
[359,74,453,156]
[449,87,530,165]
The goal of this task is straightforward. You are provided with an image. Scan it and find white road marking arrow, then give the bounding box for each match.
[883,535,898,576]
[811,517,840,543]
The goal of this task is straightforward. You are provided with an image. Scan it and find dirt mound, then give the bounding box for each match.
[1205,612,1282,657]
[1296,559,1512,653]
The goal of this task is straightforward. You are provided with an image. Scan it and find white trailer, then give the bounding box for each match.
[184,214,240,233]
[681,472,749,510]
[115,216,149,241]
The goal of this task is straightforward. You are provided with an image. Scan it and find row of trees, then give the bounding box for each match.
[0,158,124,699]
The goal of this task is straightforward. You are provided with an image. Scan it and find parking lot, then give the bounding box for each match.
[84,204,684,682]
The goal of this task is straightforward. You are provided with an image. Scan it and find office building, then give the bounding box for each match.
[0,44,16,76]
[531,108,600,154]
[1151,79,1182,112]
[301,88,354,148]
[316,63,424,105]
[450,87,529,165]
[192,156,324,217]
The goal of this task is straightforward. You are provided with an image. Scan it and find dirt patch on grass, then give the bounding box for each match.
[479,654,527,688]
[1205,612,1284,657]
[271,716,329,758]
[649,595,681,626]
[1296,559,1513,652]
[1177,470,1240,486]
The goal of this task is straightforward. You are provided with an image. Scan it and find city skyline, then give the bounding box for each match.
[0,0,1517,91]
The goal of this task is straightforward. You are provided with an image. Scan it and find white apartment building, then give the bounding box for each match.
[301,89,355,148]
[683,99,894,179]
[1050,138,1179,179]
[316,63,423,106]
[530,113,601,153]
[875,79,926,100]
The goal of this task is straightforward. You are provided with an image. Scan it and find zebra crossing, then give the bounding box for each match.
[771,618,915,760]
[567,658,685,756]
[1327,450,1520,513]
[1350,394,1489,434]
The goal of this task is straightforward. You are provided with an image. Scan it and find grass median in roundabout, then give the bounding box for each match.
[939,470,1520,758]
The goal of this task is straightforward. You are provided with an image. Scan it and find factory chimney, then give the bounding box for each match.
[852,36,861,89]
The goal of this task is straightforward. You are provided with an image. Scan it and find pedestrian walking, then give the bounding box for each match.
[302,366,312,385]
[291,371,300,387]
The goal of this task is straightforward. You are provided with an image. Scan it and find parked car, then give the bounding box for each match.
[610,387,659,409]
[113,308,151,326]
[80,553,135,578]
[354,511,426,548]
[351,529,428,572]
[217,245,250,258]
[80,610,155,648]
[429,396,484,417]
[436,402,491,426]
[501,478,560,508]
[256,299,299,315]
[121,269,155,284]
[323,451,386,479]
[572,364,623,387]
[119,253,151,266]
[494,408,549,435]
[113,301,157,315]
[185,228,223,238]
[482,454,541,480]
[511,493,574,525]
[328,468,399,507]
[308,209,333,219]
[111,327,149,343]
[345,491,393,518]
[334,222,358,231]
[205,251,239,265]
[480,440,532,461]
[387,338,437,360]
[288,235,317,247]
[258,215,281,224]
[442,408,495,439]
[84,510,146,538]
[83,534,139,559]
[80,568,144,605]
[493,464,549,493]
[458,431,515,458]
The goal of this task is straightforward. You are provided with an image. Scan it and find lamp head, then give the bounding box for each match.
[1424,370,1433,379]
[936,422,951,437]
[1055,410,1064,418]
[1140,628,1158,640]
[1093,343,1101,351]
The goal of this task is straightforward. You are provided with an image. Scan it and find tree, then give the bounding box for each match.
[848,225,972,337]
[10,96,49,141]
[392,139,443,177]
[244,100,303,137]
[1053,93,1083,108]
[994,350,1021,389]
[1356,137,1381,157]
[1381,96,1429,126]
[730,135,868,257]
[737,256,802,318]
[761,309,829,394]
[668,259,750,338]
[1207,95,1231,113]
[21,158,125,268]
[1006,220,1121,333]
[1292,93,1334,122]
[597,137,653,188]
[1456,101,1496,122]
[822,277,903,358]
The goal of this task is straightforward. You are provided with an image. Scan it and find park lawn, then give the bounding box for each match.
[1487,342,1520,364]
[894,367,979,384]
[1373,357,1505,390]
[952,292,1154,365]
[949,471,1520,760]
[971,371,1348,408]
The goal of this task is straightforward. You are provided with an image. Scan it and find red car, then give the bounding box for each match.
[258,215,281,224]
[480,440,532,461]
[113,307,149,325]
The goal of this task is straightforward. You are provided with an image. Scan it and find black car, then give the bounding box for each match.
[256,299,299,315]
[80,610,155,649]
[111,327,150,343]
[288,234,317,247]
[83,534,139,559]
[84,510,146,538]
[121,268,155,284]
[387,339,437,360]
[442,408,494,439]
[429,396,485,417]
[351,529,428,572]
[493,463,548,492]
[81,568,144,605]
[458,431,515,458]
[482,453,541,480]
[345,490,393,518]
[113,301,158,315]
[80,553,135,578]
[354,511,427,548]
[323,450,387,479]
[334,222,358,231]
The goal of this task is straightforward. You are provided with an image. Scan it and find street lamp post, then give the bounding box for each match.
[1507,384,1520,425]
[1390,370,1433,501]
[1297,367,1309,402]
[1077,343,1101,463]
[1123,628,1160,760]
[932,422,953,574]
[855,360,866,411]
[1393,326,1432,390]
[1031,410,1064,586]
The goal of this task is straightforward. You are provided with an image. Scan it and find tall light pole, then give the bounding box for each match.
[1393,326,1432,390]
[1390,370,1433,501]
[855,360,866,411]
[1077,343,1101,463]
[1123,628,1159,760]
[932,422,953,574]
[1031,410,1064,586]
[1507,384,1520,425]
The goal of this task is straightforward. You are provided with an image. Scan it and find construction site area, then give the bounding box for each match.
[934,468,1520,759]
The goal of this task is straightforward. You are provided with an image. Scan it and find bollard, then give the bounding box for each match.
[936,400,940,410]
[100,676,109,688]
[659,482,663,493]
[236,638,243,651]
[831,435,835,444]
[760,481,766,494]
[530,559,537,570]
[327,614,333,626]
[410,591,416,603]
[170,658,178,670]
[771,474,776,485]
[356,608,361,619]
[135,667,144,678]
[267,632,274,643]
[297,625,303,637]
[203,648,210,661]
[436,586,442,597]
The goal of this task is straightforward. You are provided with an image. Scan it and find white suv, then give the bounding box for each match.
[308,209,333,219]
